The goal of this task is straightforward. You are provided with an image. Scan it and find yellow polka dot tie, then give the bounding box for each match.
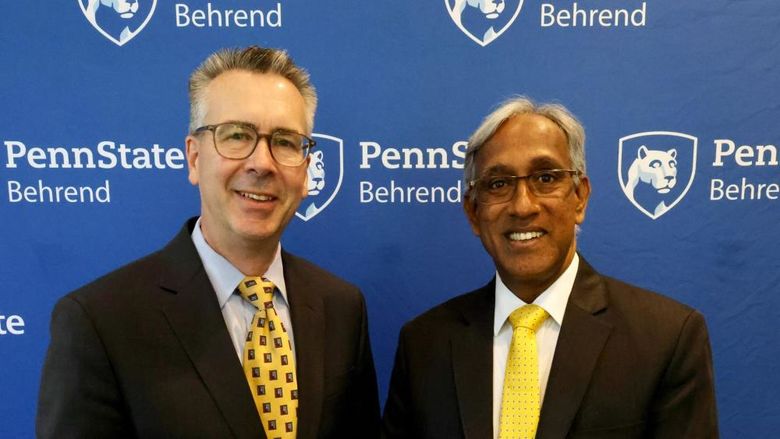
[237,277,297,439]
[499,304,549,439]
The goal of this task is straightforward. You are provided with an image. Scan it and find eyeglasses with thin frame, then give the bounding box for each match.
[193,122,316,167]
[468,169,581,205]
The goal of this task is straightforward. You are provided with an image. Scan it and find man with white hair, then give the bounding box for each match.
[382,97,718,438]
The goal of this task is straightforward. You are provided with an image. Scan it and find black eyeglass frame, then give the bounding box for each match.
[193,122,317,167]
[468,169,581,205]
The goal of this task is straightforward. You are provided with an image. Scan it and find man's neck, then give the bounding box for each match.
[200,225,279,276]
[501,250,578,303]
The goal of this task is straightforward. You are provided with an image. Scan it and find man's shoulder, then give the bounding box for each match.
[600,273,696,318]
[401,282,492,335]
[587,268,704,343]
[65,221,195,308]
[66,247,170,306]
[576,257,698,319]
[282,250,362,300]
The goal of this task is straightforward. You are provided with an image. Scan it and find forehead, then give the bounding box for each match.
[203,70,306,131]
[476,113,571,173]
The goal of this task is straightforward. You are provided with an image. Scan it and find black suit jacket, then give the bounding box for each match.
[382,257,718,438]
[37,218,380,438]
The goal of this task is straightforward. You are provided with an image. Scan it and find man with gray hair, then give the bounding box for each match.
[382,97,717,438]
[38,46,380,438]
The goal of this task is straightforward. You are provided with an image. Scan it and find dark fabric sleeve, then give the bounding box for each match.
[649,310,719,438]
[36,296,134,439]
[346,292,381,438]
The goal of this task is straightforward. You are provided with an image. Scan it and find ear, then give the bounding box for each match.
[573,175,591,225]
[300,155,310,198]
[463,195,482,237]
[638,145,648,159]
[185,135,200,186]
[668,148,677,159]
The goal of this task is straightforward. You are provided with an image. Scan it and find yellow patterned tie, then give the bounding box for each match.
[237,277,297,439]
[499,304,549,439]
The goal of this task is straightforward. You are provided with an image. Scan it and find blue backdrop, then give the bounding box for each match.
[2,1,779,436]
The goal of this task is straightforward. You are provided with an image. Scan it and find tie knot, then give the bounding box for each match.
[508,304,548,332]
[237,276,276,310]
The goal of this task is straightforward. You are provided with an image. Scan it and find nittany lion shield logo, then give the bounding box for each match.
[79,0,157,46]
[618,131,697,220]
[296,134,344,222]
[445,0,524,46]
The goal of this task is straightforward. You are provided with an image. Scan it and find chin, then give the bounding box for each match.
[502,256,562,282]
[230,220,281,242]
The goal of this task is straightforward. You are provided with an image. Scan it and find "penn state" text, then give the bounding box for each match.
[710,139,779,201]
[0,314,25,336]
[3,140,185,170]
[359,141,468,169]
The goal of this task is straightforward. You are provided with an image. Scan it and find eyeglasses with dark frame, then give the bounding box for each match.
[193,122,316,167]
[468,169,581,205]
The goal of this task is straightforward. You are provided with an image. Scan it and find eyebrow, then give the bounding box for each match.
[218,120,301,133]
[481,164,515,176]
[480,156,569,177]
[529,156,568,169]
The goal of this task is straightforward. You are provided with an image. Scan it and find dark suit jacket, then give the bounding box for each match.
[37,218,380,438]
[382,257,718,439]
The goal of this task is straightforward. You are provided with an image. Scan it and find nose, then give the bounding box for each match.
[507,178,541,217]
[243,136,277,175]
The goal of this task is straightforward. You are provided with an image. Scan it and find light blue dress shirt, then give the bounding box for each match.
[191,218,296,364]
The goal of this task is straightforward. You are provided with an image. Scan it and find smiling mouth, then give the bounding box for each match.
[238,191,275,202]
[508,231,545,242]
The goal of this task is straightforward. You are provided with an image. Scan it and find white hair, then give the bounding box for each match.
[463,96,586,197]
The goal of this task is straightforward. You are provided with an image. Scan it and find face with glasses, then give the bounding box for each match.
[186,70,310,255]
[193,123,315,166]
[464,113,590,301]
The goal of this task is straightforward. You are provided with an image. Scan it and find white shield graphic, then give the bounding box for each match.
[78,0,157,46]
[445,0,524,46]
[618,131,698,220]
[296,134,344,222]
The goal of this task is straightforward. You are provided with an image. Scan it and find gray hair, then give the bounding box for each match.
[463,96,586,196]
[188,46,317,133]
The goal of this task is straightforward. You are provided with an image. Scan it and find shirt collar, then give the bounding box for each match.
[493,253,579,336]
[191,217,289,308]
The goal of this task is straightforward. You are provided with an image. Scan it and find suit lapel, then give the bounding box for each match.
[537,258,613,439]
[451,282,495,439]
[282,251,325,439]
[158,220,265,439]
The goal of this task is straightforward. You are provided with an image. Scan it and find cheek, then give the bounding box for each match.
[281,169,307,197]
[198,159,236,192]
[475,207,502,237]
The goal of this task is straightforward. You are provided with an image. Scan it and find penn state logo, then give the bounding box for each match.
[296,134,344,222]
[79,0,157,46]
[445,0,524,46]
[618,131,697,219]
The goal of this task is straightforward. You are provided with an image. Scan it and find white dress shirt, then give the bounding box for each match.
[191,218,295,363]
[492,254,579,439]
